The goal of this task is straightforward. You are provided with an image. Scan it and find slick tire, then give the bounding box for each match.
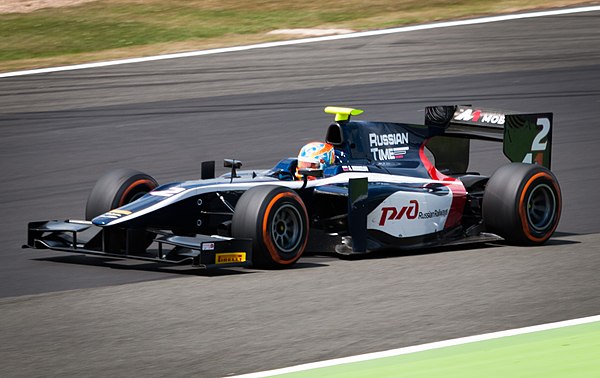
[85,168,158,253]
[85,168,158,220]
[232,186,308,268]
[483,163,561,245]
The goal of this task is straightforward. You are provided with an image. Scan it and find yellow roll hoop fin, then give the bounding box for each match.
[324,106,364,122]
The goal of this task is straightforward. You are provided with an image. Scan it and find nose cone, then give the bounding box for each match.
[91,216,112,226]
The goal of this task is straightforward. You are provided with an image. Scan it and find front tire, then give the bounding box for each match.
[232,186,309,268]
[85,168,158,220]
[483,163,561,245]
[85,168,158,253]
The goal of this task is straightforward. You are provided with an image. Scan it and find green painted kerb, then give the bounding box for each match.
[280,321,600,377]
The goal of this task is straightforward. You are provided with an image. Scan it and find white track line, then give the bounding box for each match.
[1,5,600,78]
[233,314,600,377]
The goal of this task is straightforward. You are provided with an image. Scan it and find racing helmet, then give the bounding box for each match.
[296,142,335,179]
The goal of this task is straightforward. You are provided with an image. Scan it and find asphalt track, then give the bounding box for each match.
[1,8,599,377]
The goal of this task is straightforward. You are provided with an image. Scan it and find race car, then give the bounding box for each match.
[24,105,562,269]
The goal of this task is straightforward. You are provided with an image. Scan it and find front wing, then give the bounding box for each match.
[24,220,253,269]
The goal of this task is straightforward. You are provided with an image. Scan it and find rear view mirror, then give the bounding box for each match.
[224,159,242,182]
[224,159,242,169]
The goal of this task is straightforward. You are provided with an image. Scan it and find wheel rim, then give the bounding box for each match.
[526,183,556,232]
[270,204,303,253]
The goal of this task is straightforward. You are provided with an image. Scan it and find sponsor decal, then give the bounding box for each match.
[379,200,419,225]
[368,191,453,238]
[379,200,450,226]
[369,133,409,146]
[368,132,409,161]
[453,108,505,125]
[110,209,132,215]
[104,209,132,218]
[150,187,186,197]
[215,252,246,264]
[202,242,215,251]
[341,165,369,172]
[418,209,449,219]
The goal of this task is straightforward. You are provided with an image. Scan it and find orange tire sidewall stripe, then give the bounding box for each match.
[261,192,309,265]
[118,179,157,207]
[518,172,561,243]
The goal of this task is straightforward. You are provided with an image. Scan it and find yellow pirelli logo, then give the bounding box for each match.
[215,252,246,264]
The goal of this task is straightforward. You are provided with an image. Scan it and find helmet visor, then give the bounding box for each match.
[297,159,321,170]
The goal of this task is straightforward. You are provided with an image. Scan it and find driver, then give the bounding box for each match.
[296,141,335,179]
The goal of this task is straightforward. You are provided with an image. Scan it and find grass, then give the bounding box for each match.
[281,320,600,377]
[0,0,592,72]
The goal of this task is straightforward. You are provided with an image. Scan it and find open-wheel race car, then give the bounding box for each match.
[25,105,562,269]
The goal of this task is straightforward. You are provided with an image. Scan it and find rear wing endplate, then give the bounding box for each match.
[425,105,553,170]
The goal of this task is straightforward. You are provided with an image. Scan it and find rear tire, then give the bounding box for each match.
[483,163,561,245]
[232,186,308,268]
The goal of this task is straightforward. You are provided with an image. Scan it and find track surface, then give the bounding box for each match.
[1,9,599,377]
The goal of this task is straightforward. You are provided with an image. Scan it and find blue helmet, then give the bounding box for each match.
[296,142,335,178]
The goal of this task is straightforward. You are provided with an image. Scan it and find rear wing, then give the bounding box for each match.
[424,105,553,172]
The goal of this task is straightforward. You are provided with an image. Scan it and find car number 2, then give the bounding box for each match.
[522,118,550,164]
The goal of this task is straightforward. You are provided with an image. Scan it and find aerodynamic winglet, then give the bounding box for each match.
[324,106,364,122]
